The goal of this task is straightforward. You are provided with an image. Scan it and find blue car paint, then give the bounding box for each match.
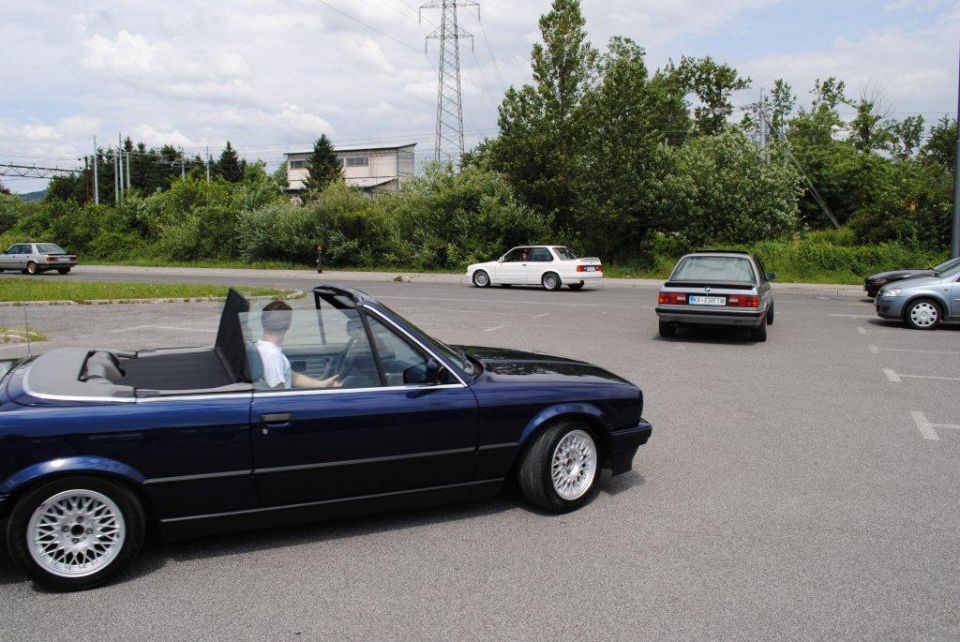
[0,287,651,536]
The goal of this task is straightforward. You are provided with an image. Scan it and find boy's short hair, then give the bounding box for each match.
[262,300,293,334]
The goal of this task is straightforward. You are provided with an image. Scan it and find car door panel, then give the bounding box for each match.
[251,386,479,506]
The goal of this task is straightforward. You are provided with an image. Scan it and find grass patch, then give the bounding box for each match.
[0,326,46,343]
[0,279,295,303]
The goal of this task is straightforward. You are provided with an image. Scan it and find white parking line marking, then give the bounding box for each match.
[535,312,550,318]
[885,368,960,383]
[830,313,875,319]
[857,326,867,335]
[482,325,505,332]
[868,344,880,354]
[108,325,217,334]
[912,411,940,441]
[872,346,960,356]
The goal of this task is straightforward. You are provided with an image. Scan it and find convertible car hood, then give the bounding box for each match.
[454,345,633,386]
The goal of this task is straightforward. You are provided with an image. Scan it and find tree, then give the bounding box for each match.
[663,56,751,135]
[272,161,289,189]
[216,141,245,183]
[0,180,10,195]
[890,116,925,160]
[486,0,597,232]
[304,135,341,192]
[922,116,957,172]
[847,95,894,154]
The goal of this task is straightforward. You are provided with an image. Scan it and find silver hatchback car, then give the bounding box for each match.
[656,251,775,342]
[0,242,77,275]
[875,260,960,329]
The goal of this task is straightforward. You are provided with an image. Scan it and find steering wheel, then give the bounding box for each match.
[332,338,365,380]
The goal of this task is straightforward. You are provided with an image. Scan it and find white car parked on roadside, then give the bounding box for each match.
[466,245,603,291]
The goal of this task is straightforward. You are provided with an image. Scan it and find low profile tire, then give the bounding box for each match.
[750,316,768,342]
[766,302,775,325]
[57,268,71,275]
[26,261,37,275]
[904,298,941,330]
[541,272,561,291]
[472,270,491,288]
[658,320,676,338]
[6,476,145,591]
[518,420,601,513]
[568,283,584,291]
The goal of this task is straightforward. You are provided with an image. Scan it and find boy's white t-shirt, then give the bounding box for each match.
[256,340,292,389]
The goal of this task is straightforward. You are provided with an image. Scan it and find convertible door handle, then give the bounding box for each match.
[261,412,293,427]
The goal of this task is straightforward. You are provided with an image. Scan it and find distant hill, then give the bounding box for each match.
[18,190,46,202]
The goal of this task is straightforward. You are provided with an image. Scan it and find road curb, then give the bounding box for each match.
[0,290,305,307]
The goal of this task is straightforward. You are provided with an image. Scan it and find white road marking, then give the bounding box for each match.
[482,325,506,332]
[868,344,880,354]
[911,411,940,441]
[108,324,217,334]
[857,326,867,335]
[885,368,960,383]
[816,296,832,300]
[830,313,875,319]
[912,411,960,441]
[872,346,960,356]
[535,312,550,318]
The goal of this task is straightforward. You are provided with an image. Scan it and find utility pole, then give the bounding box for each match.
[205,146,211,183]
[92,136,99,205]
[953,40,960,258]
[181,158,185,180]
[125,141,131,191]
[113,147,119,204]
[117,134,124,199]
[421,0,477,166]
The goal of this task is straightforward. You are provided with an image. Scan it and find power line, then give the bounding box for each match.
[313,0,423,54]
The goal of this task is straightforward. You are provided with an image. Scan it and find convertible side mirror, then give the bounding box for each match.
[766,272,777,281]
[402,359,446,385]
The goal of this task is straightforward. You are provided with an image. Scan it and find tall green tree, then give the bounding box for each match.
[662,56,751,135]
[890,116,925,160]
[217,141,245,183]
[305,134,342,192]
[922,116,957,172]
[0,180,10,195]
[487,0,597,232]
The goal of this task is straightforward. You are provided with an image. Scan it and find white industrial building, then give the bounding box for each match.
[284,143,416,195]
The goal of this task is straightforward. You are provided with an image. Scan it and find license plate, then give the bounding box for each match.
[689,295,726,306]
[584,266,595,272]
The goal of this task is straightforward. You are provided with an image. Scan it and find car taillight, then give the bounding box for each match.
[46,256,57,263]
[576,265,603,272]
[658,292,687,305]
[727,295,760,307]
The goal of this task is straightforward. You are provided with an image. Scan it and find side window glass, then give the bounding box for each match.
[755,258,766,283]
[530,248,553,262]
[366,314,448,386]
[503,249,523,262]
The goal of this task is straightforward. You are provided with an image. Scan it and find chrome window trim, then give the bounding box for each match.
[252,383,465,399]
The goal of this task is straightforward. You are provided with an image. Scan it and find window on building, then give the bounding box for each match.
[289,160,305,169]
[344,156,369,168]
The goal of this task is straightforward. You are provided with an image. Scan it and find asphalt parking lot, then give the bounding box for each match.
[1,270,959,640]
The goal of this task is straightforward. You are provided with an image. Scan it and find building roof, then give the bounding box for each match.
[285,142,417,156]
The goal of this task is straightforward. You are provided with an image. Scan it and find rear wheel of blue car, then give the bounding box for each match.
[519,421,600,512]
[6,476,145,591]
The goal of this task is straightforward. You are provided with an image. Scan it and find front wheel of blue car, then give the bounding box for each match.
[519,421,600,512]
[6,476,145,591]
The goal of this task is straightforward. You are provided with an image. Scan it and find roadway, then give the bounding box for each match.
[0,269,958,640]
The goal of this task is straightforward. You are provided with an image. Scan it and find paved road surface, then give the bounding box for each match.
[0,270,958,640]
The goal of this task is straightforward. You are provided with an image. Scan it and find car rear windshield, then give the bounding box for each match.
[671,256,757,283]
[36,243,67,254]
[553,247,577,260]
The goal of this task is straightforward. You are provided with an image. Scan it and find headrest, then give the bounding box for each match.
[246,344,264,386]
[80,351,124,383]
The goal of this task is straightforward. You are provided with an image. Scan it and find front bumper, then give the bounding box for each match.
[609,419,652,476]
[876,295,907,320]
[864,283,882,297]
[656,306,766,328]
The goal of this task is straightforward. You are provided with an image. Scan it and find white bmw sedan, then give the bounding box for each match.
[466,245,603,291]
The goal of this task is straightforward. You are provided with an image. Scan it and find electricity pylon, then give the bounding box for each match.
[421,0,477,166]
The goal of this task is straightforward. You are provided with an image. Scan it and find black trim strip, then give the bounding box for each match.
[144,469,253,485]
[160,478,505,524]
[254,446,476,475]
[478,442,518,452]
[656,307,764,318]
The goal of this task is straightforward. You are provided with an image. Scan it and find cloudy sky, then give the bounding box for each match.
[1,0,957,193]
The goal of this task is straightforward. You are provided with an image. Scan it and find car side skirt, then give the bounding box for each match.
[156,478,505,540]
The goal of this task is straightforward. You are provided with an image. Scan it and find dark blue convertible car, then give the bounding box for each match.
[0,286,651,590]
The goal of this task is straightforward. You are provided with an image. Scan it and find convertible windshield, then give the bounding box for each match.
[938,262,960,279]
[375,304,476,377]
[553,247,577,260]
[36,243,67,254]
[672,256,757,283]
